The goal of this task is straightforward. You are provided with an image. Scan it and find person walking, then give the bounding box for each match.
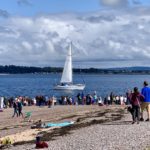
[12,100,18,117]
[130,87,144,124]
[141,81,150,121]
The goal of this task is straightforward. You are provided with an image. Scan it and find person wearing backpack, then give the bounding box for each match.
[130,87,144,124]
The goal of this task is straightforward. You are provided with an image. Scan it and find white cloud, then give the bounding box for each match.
[109,40,121,49]
[100,0,128,7]
[99,0,141,8]
[0,7,150,68]
[22,41,32,50]
[34,42,43,49]
[45,41,55,53]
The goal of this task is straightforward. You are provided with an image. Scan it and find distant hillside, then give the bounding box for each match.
[0,65,150,74]
[0,65,62,74]
[109,66,150,71]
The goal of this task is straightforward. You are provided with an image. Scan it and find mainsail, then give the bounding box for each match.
[60,43,72,84]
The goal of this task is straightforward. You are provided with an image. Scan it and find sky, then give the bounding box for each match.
[0,0,150,68]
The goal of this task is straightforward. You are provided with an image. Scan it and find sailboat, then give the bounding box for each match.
[53,43,85,90]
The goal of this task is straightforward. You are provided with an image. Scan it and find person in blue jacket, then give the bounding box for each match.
[141,81,150,121]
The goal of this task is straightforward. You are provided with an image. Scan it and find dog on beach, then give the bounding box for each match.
[127,106,133,114]
[125,106,133,115]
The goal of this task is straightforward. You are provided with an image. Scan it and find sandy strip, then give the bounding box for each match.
[0,128,53,143]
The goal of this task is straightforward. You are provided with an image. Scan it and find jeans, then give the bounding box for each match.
[12,108,18,117]
[132,105,140,122]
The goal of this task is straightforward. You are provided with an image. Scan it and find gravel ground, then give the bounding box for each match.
[5,109,150,150]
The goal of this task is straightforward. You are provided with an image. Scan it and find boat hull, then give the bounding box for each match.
[53,84,85,90]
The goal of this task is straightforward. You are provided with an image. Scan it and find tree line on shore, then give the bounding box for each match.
[0,65,150,74]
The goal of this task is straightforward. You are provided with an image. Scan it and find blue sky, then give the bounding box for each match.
[1,0,100,16]
[0,0,150,16]
[0,0,150,68]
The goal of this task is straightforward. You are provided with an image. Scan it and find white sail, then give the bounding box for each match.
[53,42,85,90]
[60,43,72,83]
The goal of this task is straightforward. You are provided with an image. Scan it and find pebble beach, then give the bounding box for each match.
[0,105,150,150]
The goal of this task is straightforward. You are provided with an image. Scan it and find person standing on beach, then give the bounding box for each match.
[12,100,18,117]
[0,96,4,109]
[141,81,150,121]
[17,98,23,117]
[126,90,132,105]
[130,87,144,124]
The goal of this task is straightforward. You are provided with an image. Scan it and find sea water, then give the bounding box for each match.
[0,73,149,98]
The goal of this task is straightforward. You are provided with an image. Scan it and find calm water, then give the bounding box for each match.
[0,74,149,98]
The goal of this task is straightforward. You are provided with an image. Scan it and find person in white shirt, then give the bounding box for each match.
[120,95,124,105]
[0,97,4,109]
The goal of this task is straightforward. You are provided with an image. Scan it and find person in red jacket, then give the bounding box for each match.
[35,135,48,149]
[130,87,144,124]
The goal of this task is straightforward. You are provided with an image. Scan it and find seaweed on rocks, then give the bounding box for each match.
[7,108,125,148]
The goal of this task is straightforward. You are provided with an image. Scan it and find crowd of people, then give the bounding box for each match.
[0,81,150,124]
[0,92,128,109]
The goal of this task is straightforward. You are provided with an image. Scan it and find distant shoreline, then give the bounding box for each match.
[0,72,150,75]
[1,72,150,75]
[1,65,150,74]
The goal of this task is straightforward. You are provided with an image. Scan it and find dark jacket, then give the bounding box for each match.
[130,93,144,106]
[13,102,18,109]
